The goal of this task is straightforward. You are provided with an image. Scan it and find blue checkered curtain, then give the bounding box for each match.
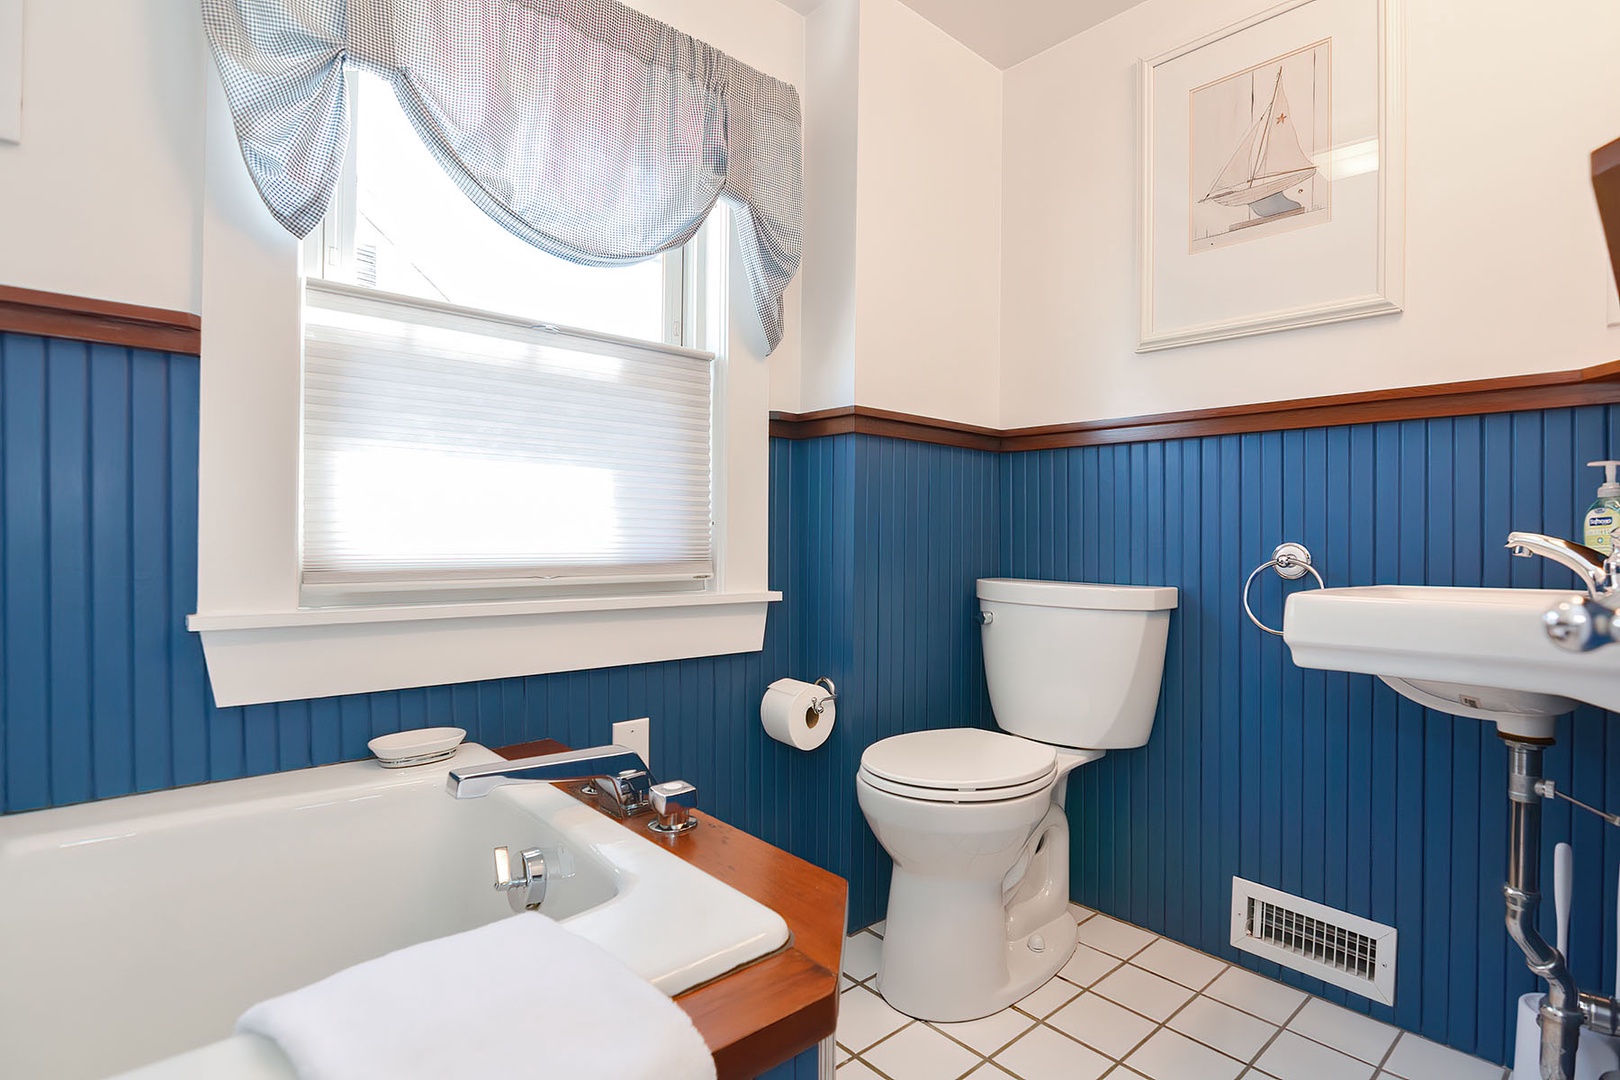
[200,0,802,351]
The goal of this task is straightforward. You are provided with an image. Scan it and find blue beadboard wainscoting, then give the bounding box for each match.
[10,327,1620,1067]
[1001,410,1620,1065]
[0,332,998,932]
[0,329,848,1077]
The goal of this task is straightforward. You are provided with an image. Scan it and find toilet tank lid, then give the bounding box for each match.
[977,578,1178,611]
[860,728,1057,791]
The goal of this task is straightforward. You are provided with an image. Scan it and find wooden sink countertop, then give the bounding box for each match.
[494,740,846,1079]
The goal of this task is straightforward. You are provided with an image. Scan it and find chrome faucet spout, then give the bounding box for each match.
[447,744,653,810]
[1505,532,1620,601]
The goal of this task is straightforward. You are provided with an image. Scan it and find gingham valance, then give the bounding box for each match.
[200,0,803,351]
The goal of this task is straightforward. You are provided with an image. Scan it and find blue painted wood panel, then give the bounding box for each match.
[14,325,1620,1066]
[0,333,1002,936]
[752,1044,821,1080]
[1002,409,1620,1065]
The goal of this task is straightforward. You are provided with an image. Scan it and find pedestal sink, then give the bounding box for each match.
[1282,585,1620,739]
[1282,580,1620,1079]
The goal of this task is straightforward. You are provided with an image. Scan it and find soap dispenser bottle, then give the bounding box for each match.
[1584,460,1620,553]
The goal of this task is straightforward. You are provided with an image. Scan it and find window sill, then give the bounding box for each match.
[189,591,780,707]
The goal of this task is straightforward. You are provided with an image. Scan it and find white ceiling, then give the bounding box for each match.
[895,0,1149,68]
[775,0,1151,69]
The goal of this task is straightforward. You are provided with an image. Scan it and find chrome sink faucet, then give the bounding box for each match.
[1505,532,1620,652]
[447,744,655,816]
[1506,532,1620,599]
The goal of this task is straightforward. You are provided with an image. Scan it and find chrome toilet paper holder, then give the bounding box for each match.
[811,677,837,715]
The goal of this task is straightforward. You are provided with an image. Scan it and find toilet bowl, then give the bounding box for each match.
[857,578,1177,1022]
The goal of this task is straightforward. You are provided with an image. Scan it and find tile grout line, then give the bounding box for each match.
[1238,992,1315,1077]
[1097,961,1240,1076]
[1115,954,1420,1074]
[1374,1031,1404,1076]
[840,917,1504,1080]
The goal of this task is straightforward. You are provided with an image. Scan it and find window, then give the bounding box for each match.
[299,73,717,607]
[193,59,777,708]
[308,73,685,346]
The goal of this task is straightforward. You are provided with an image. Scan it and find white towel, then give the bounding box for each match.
[237,913,717,1080]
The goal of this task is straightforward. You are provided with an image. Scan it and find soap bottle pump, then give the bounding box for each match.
[1584,460,1620,553]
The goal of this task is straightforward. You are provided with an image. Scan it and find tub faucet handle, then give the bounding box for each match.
[594,769,652,817]
[649,780,698,834]
[493,845,547,912]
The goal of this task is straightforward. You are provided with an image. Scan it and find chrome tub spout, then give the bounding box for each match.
[446,744,654,816]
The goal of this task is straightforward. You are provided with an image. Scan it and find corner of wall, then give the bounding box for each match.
[798,0,861,414]
[848,0,1004,429]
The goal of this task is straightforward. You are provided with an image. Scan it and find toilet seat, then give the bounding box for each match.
[859,729,1059,804]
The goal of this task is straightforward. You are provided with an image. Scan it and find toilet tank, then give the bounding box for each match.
[977,579,1178,750]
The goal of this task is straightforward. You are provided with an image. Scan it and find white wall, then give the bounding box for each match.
[0,0,1008,427]
[0,0,204,313]
[1000,0,1620,427]
[0,0,801,357]
[638,0,808,404]
[798,0,860,413]
[851,0,1002,427]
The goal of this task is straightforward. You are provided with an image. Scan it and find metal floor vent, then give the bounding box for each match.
[1230,877,1397,1005]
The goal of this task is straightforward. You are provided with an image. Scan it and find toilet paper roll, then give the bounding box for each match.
[761,678,836,751]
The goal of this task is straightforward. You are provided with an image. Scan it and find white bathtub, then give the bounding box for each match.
[0,744,789,1079]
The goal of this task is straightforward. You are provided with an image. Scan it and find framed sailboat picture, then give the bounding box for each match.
[1138,0,1403,352]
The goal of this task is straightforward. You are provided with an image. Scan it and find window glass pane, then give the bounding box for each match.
[343,72,668,343]
[301,285,713,590]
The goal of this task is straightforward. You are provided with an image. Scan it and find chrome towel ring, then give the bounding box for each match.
[1243,542,1325,636]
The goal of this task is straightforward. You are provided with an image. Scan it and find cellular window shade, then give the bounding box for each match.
[301,282,714,592]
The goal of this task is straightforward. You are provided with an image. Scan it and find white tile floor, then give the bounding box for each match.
[835,909,1508,1080]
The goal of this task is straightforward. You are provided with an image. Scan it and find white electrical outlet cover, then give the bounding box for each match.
[613,717,651,769]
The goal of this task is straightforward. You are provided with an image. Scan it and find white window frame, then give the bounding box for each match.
[302,84,693,350]
[190,64,778,708]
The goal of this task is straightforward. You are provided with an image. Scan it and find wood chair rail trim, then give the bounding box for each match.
[770,359,1620,451]
[0,285,202,355]
[13,288,1615,449]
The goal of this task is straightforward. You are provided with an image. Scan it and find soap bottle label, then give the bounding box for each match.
[1587,511,1616,553]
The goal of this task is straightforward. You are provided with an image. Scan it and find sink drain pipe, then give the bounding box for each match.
[1504,738,1620,1080]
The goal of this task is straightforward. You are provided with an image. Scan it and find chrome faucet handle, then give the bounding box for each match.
[493,845,547,912]
[648,780,698,834]
[1543,595,1617,653]
[594,769,652,818]
[1605,549,1620,595]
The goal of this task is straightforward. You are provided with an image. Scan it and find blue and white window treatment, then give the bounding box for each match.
[200,0,803,350]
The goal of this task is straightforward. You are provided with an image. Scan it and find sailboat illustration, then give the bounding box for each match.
[1201,67,1317,224]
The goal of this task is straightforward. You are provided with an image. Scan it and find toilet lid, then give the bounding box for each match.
[860,729,1058,793]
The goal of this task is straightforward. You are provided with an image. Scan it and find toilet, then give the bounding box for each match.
[856,577,1177,1022]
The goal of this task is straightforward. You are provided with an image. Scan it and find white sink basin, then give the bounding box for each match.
[1283,586,1620,737]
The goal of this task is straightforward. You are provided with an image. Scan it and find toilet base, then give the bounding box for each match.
[875,895,1077,1022]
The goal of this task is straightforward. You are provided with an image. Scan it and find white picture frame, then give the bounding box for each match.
[1137,0,1404,352]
